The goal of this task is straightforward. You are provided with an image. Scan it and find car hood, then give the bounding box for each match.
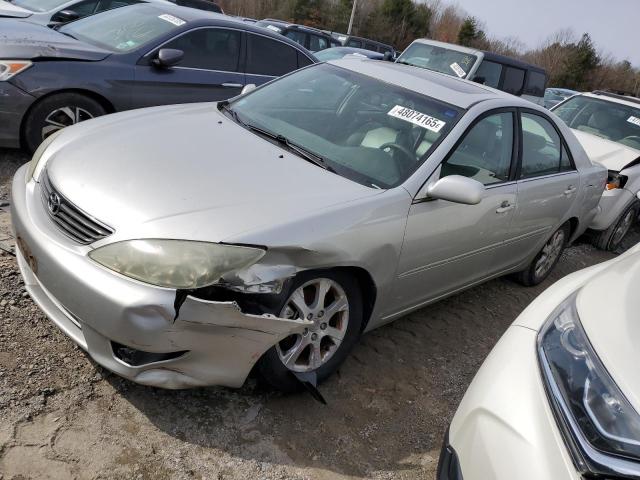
[572,129,640,172]
[577,246,640,413]
[0,19,111,60]
[0,0,31,18]
[45,103,380,243]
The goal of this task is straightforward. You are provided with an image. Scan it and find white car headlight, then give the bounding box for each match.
[538,293,640,473]
[26,130,62,183]
[0,60,31,81]
[88,239,265,289]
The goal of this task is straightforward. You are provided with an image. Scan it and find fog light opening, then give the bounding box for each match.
[111,342,189,367]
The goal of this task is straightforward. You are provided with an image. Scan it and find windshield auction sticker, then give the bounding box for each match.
[387,105,446,133]
[158,14,185,26]
[628,116,640,127]
[450,62,466,78]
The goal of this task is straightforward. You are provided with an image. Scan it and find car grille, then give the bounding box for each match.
[40,170,113,245]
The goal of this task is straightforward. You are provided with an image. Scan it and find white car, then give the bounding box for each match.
[440,238,640,480]
[553,91,640,250]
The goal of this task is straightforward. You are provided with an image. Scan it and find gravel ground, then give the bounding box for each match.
[0,147,638,480]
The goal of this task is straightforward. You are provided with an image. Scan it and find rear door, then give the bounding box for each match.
[500,110,579,266]
[132,26,245,108]
[244,32,310,86]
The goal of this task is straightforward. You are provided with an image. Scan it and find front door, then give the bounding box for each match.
[132,27,245,109]
[391,110,518,315]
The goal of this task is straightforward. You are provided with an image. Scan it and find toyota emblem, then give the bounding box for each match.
[47,192,61,215]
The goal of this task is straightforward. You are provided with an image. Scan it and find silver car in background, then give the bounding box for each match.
[12,59,606,392]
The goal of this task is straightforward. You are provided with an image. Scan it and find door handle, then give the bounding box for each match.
[221,83,244,88]
[496,200,514,214]
[564,185,577,196]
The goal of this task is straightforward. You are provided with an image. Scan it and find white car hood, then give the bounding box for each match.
[572,129,640,172]
[0,0,31,17]
[577,246,640,413]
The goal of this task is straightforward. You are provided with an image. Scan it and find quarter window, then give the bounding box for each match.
[346,39,362,48]
[441,112,514,185]
[163,28,241,72]
[520,113,570,178]
[502,66,525,95]
[247,34,298,76]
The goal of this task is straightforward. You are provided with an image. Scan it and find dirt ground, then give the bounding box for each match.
[0,148,637,480]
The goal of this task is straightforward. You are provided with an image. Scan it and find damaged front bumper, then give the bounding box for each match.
[12,165,309,389]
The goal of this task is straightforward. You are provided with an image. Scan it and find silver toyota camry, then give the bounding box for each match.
[12,58,606,392]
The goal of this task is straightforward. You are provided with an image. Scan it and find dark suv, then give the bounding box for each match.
[256,19,339,52]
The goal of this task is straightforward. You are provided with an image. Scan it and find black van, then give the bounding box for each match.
[331,33,396,58]
[256,19,339,52]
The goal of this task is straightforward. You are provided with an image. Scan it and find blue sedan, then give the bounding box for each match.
[0,3,316,151]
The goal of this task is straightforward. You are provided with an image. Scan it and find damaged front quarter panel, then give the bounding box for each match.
[166,295,312,388]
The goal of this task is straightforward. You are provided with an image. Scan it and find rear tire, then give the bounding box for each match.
[515,223,570,286]
[257,270,363,393]
[23,93,106,153]
[593,202,639,252]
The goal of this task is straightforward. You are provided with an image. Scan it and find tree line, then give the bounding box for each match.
[218,0,640,95]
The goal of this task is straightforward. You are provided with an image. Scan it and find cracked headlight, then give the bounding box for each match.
[89,239,265,289]
[0,60,31,81]
[538,293,640,473]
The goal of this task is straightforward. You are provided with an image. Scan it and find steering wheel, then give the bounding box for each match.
[378,142,416,174]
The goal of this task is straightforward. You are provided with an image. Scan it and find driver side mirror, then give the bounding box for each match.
[472,76,486,85]
[49,9,80,25]
[426,175,484,205]
[152,49,184,69]
[382,52,393,62]
[241,84,256,95]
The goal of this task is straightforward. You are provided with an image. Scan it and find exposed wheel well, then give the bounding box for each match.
[20,89,116,148]
[567,217,580,242]
[326,266,377,332]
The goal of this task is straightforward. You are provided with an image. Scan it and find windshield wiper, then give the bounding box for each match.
[218,102,336,173]
[56,30,77,38]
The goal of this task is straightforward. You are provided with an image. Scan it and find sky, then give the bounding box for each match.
[445,0,640,66]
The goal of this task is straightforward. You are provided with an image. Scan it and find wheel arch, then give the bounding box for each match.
[20,89,116,148]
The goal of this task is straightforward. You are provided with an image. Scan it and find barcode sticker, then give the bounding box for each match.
[387,105,446,133]
[450,62,466,78]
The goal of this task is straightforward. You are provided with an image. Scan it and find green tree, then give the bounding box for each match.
[457,16,484,47]
[556,33,600,90]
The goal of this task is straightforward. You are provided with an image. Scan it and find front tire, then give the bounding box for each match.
[23,93,106,153]
[257,271,363,393]
[515,223,570,286]
[593,202,639,252]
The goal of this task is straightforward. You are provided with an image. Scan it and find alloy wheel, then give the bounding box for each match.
[276,278,349,373]
[534,230,565,279]
[611,209,635,247]
[42,106,94,140]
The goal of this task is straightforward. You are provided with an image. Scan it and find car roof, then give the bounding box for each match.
[326,47,384,58]
[407,38,479,56]
[584,91,640,109]
[119,4,315,56]
[330,56,521,109]
[257,18,327,35]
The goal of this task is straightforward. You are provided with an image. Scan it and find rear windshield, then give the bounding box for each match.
[60,6,182,52]
[554,95,640,150]
[397,43,477,79]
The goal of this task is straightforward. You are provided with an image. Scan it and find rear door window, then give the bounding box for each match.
[473,60,502,88]
[520,113,569,178]
[284,30,306,48]
[502,66,525,95]
[309,34,328,52]
[163,28,241,72]
[247,34,298,76]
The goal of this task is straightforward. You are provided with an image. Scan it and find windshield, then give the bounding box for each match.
[10,0,69,13]
[60,6,183,52]
[230,63,462,188]
[396,43,477,79]
[554,95,640,150]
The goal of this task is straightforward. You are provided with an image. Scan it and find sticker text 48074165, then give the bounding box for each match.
[387,105,446,133]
